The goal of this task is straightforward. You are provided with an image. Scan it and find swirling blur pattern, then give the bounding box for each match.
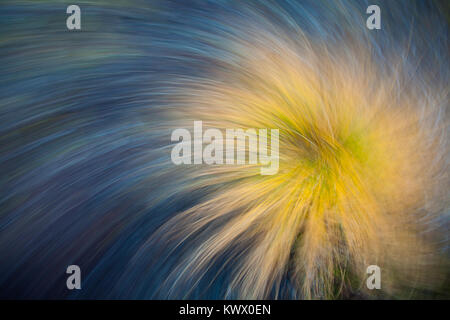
[0,0,449,299]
